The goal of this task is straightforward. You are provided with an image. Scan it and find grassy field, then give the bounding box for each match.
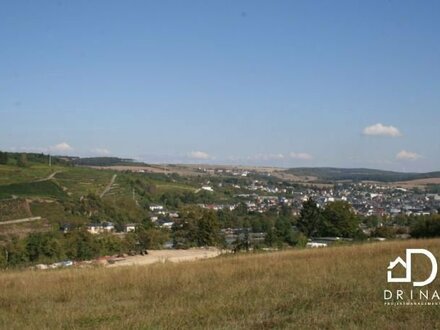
[155,182,197,193]
[0,199,31,221]
[0,181,66,200]
[54,167,115,197]
[1,239,440,329]
[0,164,62,185]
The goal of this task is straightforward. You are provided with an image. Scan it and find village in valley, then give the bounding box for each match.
[61,163,440,249]
[0,153,439,269]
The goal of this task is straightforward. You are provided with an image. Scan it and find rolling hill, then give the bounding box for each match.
[285,167,440,182]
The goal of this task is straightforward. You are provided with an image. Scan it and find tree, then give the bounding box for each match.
[0,246,7,268]
[274,217,296,245]
[17,153,28,167]
[264,226,277,247]
[0,151,8,165]
[196,211,221,246]
[172,218,198,249]
[297,198,323,237]
[64,230,100,260]
[233,202,248,216]
[136,228,169,250]
[26,232,64,262]
[321,201,359,237]
[6,236,28,266]
[172,207,222,248]
[98,233,124,255]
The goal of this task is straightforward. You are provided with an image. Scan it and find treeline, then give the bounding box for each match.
[72,157,135,166]
[0,151,68,166]
[296,199,440,240]
[0,222,168,268]
[170,200,366,250]
[410,215,440,238]
[172,206,306,250]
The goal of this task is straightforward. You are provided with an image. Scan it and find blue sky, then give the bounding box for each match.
[1,0,439,172]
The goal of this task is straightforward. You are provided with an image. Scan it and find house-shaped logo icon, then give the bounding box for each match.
[387,249,438,287]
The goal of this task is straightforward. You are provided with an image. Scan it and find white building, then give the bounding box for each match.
[124,223,138,232]
[149,205,164,211]
[86,222,114,234]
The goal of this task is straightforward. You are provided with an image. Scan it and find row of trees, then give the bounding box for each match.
[0,151,70,167]
[172,206,306,250]
[0,223,169,268]
[410,215,440,238]
[0,152,28,167]
[169,200,365,251]
[297,199,440,240]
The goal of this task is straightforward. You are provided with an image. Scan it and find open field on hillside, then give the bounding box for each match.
[0,199,31,221]
[54,167,115,197]
[390,178,440,189]
[0,181,66,200]
[87,164,289,177]
[1,239,440,329]
[0,164,62,185]
[86,164,202,176]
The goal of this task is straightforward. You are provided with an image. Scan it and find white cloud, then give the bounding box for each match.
[396,150,421,161]
[49,142,73,153]
[250,153,285,161]
[187,151,211,160]
[289,152,313,160]
[363,123,402,137]
[90,148,111,156]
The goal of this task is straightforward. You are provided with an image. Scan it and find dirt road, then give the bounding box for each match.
[100,174,117,198]
[35,171,61,182]
[0,216,42,226]
[107,248,221,268]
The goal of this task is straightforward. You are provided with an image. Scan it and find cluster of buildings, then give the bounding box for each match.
[197,179,440,218]
[61,177,439,240]
[301,183,440,217]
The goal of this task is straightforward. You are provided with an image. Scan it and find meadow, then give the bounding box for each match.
[0,181,66,200]
[1,239,440,329]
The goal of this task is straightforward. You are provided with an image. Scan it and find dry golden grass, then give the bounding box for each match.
[1,239,440,329]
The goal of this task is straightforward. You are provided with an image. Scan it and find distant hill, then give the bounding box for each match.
[285,167,440,182]
[72,157,140,166]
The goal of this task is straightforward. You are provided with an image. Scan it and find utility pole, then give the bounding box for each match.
[49,154,51,167]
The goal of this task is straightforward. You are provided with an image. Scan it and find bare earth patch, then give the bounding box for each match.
[107,248,221,267]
